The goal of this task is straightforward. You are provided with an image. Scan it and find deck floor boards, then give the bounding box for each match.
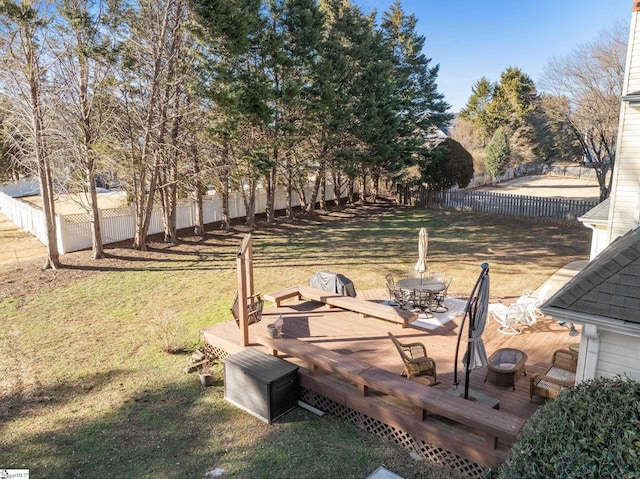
[202,288,580,421]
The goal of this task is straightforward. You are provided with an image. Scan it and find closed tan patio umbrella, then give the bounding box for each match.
[414,227,428,282]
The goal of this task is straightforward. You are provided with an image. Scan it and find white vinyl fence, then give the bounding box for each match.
[0,191,48,244]
[0,185,342,254]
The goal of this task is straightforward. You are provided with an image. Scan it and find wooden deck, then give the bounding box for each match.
[200,288,580,471]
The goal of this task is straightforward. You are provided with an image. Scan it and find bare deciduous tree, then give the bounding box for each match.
[50,0,119,259]
[541,22,627,201]
[0,0,61,269]
[114,0,187,250]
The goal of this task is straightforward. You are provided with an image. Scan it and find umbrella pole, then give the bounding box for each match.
[453,263,489,395]
[452,308,470,389]
[464,287,480,399]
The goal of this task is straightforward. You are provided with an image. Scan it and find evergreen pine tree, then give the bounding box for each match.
[485,127,510,177]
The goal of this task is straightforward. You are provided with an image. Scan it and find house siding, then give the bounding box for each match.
[589,226,609,260]
[609,10,640,240]
[595,330,640,380]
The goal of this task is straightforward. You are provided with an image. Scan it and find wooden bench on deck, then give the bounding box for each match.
[264,286,303,307]
[260,336,525,451]
[325,294,417,327]
[266,285,417,327]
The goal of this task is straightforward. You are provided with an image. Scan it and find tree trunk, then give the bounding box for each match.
[348,177,355,204]
[221,183,230,232]
[220,146,231,232]
[332,169,343,209]
[372,171,380,200]
[360,169,368,203]
[285,157,294,218]
[242,182,257,229]
[131,0,181,250]
[305,163,323,214]
[75,11,105,261]
[27,46,60,269]
[87,165,104,259]
[192,148,204,236]
[133,163,159,250]
[37,145,61,270]
[265,163,277,223]
[319,173,326,211]
[160,105,180,245]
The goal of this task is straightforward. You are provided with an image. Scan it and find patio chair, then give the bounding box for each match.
[428,271,446,282]
[385,273,396,301]
[517,283,552,324]
[412,289,436,316]
[389,286,412,309]
[491,303,527,335]
[433,278,452,312]
[230,291,264,327]
[388,332,438,385]
[385,273,395,289]
[530,349,578,401]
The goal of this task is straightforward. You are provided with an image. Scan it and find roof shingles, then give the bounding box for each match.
[544,226,640,325]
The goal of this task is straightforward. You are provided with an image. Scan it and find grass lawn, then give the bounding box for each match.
[0,203,591,478]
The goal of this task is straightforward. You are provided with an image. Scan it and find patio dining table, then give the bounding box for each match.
[396,277,446,293]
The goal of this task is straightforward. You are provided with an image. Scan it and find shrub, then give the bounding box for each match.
[496,376,640,479]
[421,138,474,191]
[148,309,184,353]
[485,127,510,177]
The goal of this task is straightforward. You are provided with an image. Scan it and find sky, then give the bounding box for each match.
[354,0,630,112]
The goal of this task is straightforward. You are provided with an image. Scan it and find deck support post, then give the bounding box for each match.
[358,383,369,396]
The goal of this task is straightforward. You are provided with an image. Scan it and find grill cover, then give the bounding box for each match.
[309,271,357,297]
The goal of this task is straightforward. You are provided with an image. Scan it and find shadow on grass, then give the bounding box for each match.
[1,369,446,479]
[52,204,588,280]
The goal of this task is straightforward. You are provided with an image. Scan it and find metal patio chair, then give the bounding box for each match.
[433,278,452,312]
[412,289,436,316]
[389,285,412,309]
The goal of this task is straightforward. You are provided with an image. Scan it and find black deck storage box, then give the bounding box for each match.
[223,349,299,424]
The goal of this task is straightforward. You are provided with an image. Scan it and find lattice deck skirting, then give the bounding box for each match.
[204,342,486,478]
[203,342,230,362]
[299,387,486,479]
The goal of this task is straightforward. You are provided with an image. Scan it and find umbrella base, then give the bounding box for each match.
[446,386,500,410]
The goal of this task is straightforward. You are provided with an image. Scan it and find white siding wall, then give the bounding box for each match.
[595,330,640,380]
[588,226,609,260]
[609,11,640,240]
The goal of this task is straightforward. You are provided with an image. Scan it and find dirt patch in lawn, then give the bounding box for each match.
[0,212,47,267]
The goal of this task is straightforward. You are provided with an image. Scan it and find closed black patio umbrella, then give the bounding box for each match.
[453,262,490,399]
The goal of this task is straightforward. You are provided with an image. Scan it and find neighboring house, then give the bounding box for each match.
[542,2,640,382]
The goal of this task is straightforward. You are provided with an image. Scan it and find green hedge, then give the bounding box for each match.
[497,376,640,479]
